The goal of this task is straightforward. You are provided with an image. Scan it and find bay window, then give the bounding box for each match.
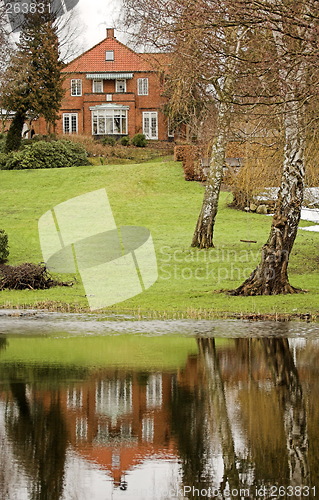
[92,108,127,135]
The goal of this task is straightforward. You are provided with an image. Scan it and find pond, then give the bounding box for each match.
[0,312,318,500]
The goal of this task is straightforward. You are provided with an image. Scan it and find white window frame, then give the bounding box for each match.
[115,79,126,93]
[67,388,83,409]
[137,78,149,96]
[142,417,154,442]
[146,373,162,408]
[71,79,82,96]
[93,79,103,93]
[143,111,158,140]
[95,378,132,416]
[63,113,78,134]
[76,417,88,441]
[92,108,128,135]
[105,50,114,61]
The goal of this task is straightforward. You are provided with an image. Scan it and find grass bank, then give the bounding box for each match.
[1,160,319,318]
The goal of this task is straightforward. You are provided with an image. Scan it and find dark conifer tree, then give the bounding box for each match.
[2,1,65,151]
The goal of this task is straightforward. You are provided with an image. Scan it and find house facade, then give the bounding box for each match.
[37,28,172,141]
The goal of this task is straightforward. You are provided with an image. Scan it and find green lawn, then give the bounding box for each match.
[1,160,319,317]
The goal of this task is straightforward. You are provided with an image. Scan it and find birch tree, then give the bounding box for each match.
[229,0,319,295]
[123,0,319,294]
[122,0,251,248]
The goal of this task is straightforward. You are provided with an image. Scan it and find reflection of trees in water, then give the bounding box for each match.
[172,337,311,499]
[170,365,212,496]
[0,337,7,355]
[6,381,68,500]
[170,339,243,498]
[198,338,241,494]
[261,339,309,487]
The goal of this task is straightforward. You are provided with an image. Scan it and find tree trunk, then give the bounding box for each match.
[5,110,26,153]
[230,100,305,295]
[191,99,231,249]
[191,25,244,249]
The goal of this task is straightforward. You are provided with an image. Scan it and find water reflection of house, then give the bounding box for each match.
[53,370,177,486]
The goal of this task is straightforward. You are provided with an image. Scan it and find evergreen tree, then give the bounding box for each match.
[2,2,65,151]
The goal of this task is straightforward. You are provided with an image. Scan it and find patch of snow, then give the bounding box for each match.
[257,187,319,205]
[299,207,319,232]
[300,208,319,223]
[300,225,319,232]
[257,187,319,232]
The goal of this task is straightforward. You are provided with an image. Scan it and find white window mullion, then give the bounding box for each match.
[144,78,148,95]
[138,78,149,96]
[63,113,78,134]
[71,79,82,96]
[93,80,103,93]
[143,112,157,139]
[91,108,128,136]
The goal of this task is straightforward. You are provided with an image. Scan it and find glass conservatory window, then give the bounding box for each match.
[92,109,127,135]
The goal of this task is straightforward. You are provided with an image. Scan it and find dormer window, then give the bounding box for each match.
[115,79,126,93]
[105,50,114,61]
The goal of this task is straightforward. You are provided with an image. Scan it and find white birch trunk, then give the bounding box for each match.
[231,13,306,295]
[191,26,246,249]
[191,98,232,248]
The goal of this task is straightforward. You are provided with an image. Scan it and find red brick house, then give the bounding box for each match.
[37,28,173,141]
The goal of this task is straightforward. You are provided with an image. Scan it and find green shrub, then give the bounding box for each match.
[132,133,147,147]
[2,151,24,170]
[59,140,91,167]
[101,136,116,146]
[0,140,91,170]
[0,230,9,263]
[21,138,33,147]
[32,134,47,142]
[0,153,7,168]
[120,136,130,146]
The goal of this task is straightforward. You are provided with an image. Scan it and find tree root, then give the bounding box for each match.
[191,230,213,249]
[228,276,304,296]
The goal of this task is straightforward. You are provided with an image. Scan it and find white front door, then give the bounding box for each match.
[143,112,158,140]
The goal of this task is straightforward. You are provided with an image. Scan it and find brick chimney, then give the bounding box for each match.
[106,28,115,38]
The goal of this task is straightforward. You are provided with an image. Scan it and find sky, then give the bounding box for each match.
[75,0,125,52]
[5,0,126,59]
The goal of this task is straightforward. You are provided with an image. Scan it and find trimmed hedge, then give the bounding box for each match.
[0,140,91,170]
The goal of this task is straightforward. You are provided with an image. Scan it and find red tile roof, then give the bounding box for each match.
[63,37,162,74]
